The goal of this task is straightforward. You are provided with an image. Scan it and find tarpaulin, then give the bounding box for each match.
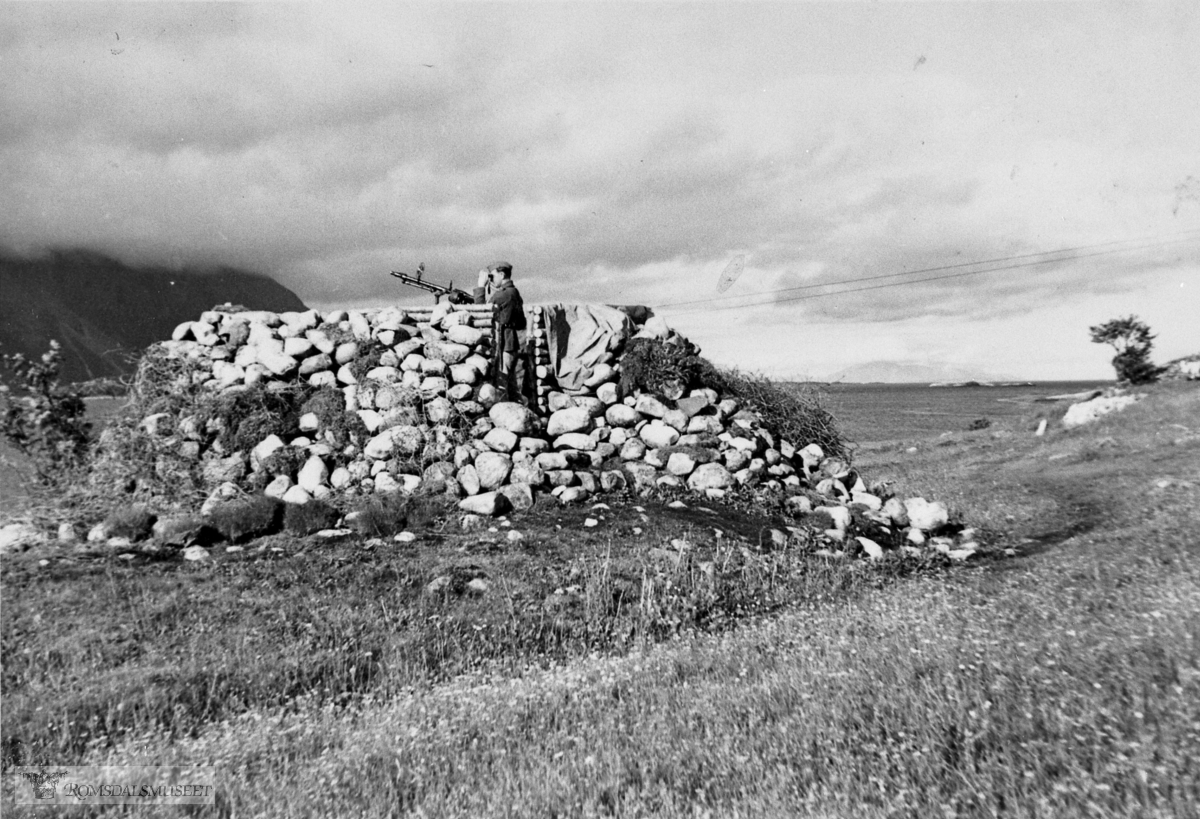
[534,303,637,392]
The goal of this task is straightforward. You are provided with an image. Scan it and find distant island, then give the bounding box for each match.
[823,360,1018,385]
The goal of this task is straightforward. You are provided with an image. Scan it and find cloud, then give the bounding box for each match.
[1,3,1197,378]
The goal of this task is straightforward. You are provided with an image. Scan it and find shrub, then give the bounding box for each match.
[198,383,310,453]
[618,336,704,399]
[205,495,283,543]
[701,364,849,461]
[0,340,92,485]
[1089,315,1164,385]
[129,344,206,417]
[283,500,341,536]
[967,418,991,430]
[102,504,157,541]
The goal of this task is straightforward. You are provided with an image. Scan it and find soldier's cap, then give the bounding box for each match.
[489,261,513,274]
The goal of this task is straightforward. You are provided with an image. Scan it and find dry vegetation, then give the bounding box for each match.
[2,380,1199,817]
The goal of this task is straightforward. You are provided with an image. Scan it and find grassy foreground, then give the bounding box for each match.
[3,383,1200,816]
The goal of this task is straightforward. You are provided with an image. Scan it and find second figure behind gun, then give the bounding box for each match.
[473,261,526,402]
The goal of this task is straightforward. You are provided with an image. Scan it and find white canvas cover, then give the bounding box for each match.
[535,303,636,392]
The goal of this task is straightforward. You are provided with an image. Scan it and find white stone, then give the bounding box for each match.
[489,402,536,434]
[686,463,734,490]
[856,537,884,560]
[446,324,484,346]
[264,474,293,499]
[283,337,314,358]
[0,523,43,555]
[330,467,352,489]
[298,412,320,432]
[816,505,852,531]
[483,428,519,453]
[459,491,510,516]
[547,406,593,436]
[374,473,400,493]
[297,456,329,492]
[282,485,312,505]
[1062,394,1142,428]
[903,497,949,531]
[639,422,680,449]
[182,545,211,562]
[474,452,513,489]
[634,394,669,418]
[251,435,286,469]
[666,452,697,476]
[605,404,639,427]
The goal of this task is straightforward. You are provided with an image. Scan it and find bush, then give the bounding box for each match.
[102,504,157,541]
[0,340,92,484]
[967,418,991,430]
[283,500,341,536]
[197,383,310,453]
[618,336,704,400]
[701,365,849,461]
[205,495,283,543]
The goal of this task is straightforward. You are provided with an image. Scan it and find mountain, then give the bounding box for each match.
[0,248,307,383]
[821,360,1016,384]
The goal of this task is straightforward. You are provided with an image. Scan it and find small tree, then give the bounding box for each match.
[1,340,92,484]
[1088,315,1163,385]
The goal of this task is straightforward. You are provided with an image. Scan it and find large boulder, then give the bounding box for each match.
[547,406,593,437]
[459,491,511,516]
[424,341,472,365]
[364,425,426,460]
[498,482,535,512]
[903,497,949,531]
[490,402,536,434]
[605,404,639,427]
[639,422,680,449]
[1062,393,1142,428]
[474,452,513,490]
[687,463,734,490]
[634,394,670,418]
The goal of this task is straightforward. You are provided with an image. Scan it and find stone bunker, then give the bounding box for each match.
[104,298,978,559]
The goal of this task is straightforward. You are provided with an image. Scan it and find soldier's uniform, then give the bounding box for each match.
[473,262,527,401]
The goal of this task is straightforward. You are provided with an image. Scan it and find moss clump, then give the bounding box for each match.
[283,500,341,536]
[206,495,283,543]
[350,492,443,538]
[299,386,367,450]
[258,446,307,479]
[102,504,157,541]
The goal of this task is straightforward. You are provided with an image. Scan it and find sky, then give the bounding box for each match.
[2,2,1198,380]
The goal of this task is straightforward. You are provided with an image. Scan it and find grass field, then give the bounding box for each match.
[2,381,1198,816]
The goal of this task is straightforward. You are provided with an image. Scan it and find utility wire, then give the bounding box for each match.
[662,234,1200,316]
[657,229,1200,312]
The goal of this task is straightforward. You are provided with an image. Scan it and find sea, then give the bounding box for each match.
[808,380,1115,444]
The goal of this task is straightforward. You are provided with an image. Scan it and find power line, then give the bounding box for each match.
[662,234,1200,316]
[657,229,1200,312]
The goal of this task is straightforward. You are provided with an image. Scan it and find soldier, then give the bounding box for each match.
[474,261,526,401]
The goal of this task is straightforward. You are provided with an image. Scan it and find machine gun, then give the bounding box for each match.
[390,263,475,304]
